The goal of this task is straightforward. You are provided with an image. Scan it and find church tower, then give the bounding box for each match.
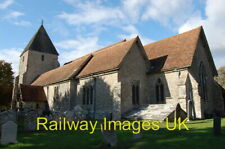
[18,25,59,85]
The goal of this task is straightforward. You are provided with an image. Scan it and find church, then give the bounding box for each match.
[12,25,225,120]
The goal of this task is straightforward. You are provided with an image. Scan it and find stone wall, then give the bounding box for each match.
[77,72,119,119]
[19,50,59,85]
[118,42,149,114]
[189,37,224,118]
[44,80,72,112]
[147,69,189,108]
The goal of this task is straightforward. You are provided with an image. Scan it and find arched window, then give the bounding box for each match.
[156,79,165,104]
[132,83,139,105]
[199,62,207,101]
[83,86,94,105]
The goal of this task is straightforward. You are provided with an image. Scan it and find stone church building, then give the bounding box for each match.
[12,25,225,120]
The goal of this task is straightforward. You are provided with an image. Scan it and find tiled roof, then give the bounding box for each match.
[20,84,46,102]
[32,54,92,86]
[77,38,137,77]
[144,26,202,71]
[21,25,59,56]
[32,38,137,85]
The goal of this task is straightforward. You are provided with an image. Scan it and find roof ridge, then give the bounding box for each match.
[93,39,127,54]
[63,38,135,65]
[64,54,92,65]
[144,26,202,47]
[38,54,91,76]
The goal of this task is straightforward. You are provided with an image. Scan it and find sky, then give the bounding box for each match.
[0,0,225,75]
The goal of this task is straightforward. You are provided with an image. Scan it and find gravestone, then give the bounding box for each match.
[0,110,17,125]
[73,105,86,121]
[64,111,74,121]
[63,105,86,121]
[132,121,143,140]
[213,116,221,136]
[0,121,17,144]
[100,123,117,148]
[24,110,38,131]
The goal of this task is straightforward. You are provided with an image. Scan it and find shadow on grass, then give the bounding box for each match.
[1,119,225,149]
[119,127,225,149]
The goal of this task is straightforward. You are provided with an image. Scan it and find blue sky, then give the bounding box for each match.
[0,0,224,75]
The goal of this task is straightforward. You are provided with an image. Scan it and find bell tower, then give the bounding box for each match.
[18,25,59,85]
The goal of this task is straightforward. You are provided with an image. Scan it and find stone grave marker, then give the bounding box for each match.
[24,110,38,131]
[132,121,143,140]
[73,105,86,121]
[100,123,117,148]
[213,116,221,136]
[0,121,17,145]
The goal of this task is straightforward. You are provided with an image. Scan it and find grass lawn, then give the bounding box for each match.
[0,118,225,149]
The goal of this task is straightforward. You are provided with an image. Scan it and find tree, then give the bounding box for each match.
[215,66,225,89]
[0,60,14,86]
[0,60,14,109]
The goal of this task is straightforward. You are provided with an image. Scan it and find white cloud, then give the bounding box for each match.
[55,37,101,65]
[60,0,197,34]
[58,1,125,26]
[0,48,22,75]
[13,20,32,26]
[3,11,24,19]
[141,0,194,27]
[2,11,32,27]
[0,0,14,9]
[122,0,147,23]
[179,0,225,68]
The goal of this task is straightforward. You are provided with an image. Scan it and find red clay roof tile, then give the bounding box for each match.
[20,84,46,102]
[144,26,202,71]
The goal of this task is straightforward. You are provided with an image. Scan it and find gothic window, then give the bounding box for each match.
[22,56,24,62]
[83,86,94,105]
[132,82,140,105]
[156,79,165,104]
[199,62,207,101]
[41,55,44,61]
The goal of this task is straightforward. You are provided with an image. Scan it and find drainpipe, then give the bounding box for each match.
[93,77,97,119]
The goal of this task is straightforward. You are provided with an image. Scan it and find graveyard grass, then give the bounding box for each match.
[1,118,225,149]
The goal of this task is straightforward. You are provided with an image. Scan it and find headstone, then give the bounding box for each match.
[73,105,86,121]
[64,111,74,121]
[132,121,143,140]
[0,110,17,125]
[100,123,117,148]
[213,116,221,136]
[63,105,86,121]
[0,121,17,145]
[24,110,38,131]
